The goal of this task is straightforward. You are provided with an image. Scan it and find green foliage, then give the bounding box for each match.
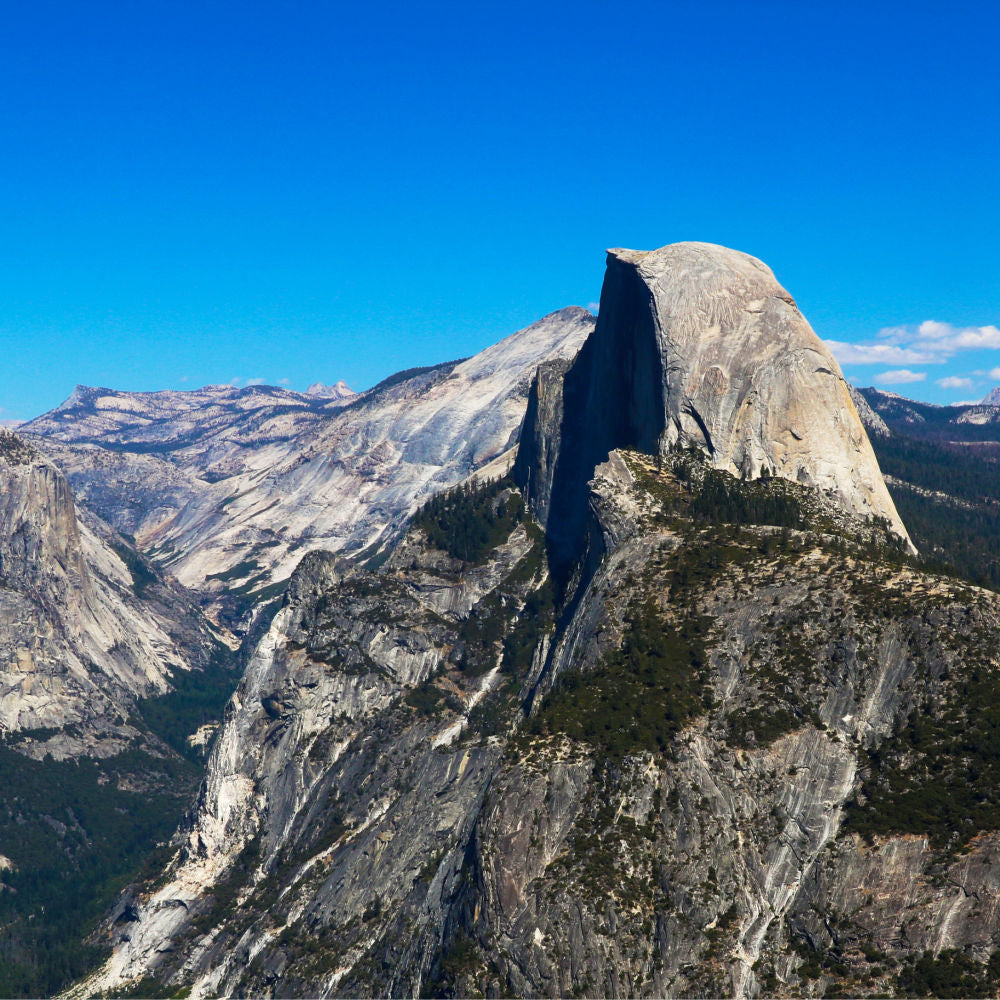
[0,432,36,465]
[501,573,554,677]
[0,746,197,998]
[404,678,447,716]
[136,645,240,760]
[727,706,800,748]
[105,976,192,998]
[530,601,710,758]
[205,558,260,583]
[870,433,1000,589]
[108,540,157,598]
[411,477,524,564]
[895,949,1000,998]
[845,660,1000,850]
[189,837,262,935]
[690,468,806,529]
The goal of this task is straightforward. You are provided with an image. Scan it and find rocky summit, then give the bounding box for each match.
[6,242,1000,1000]
[516,243,910,564]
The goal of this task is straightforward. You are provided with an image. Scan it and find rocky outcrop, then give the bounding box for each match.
[517,243,911,562]
[73,483,554,998]
[0,429,217,757]
[849,385,891,438]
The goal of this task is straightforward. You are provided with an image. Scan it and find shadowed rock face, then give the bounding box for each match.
[517,242,911,565]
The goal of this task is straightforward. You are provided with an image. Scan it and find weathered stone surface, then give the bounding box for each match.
[0,429,217,757]
[26,309,594,616]
[517,243,911,558]
[848,384,891,438]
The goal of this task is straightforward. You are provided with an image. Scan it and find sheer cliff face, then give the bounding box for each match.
[517,243,910,558]
[0,430,215,757]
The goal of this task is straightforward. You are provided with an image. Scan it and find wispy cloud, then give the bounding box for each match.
[874,369,927,385]
[826,320,1000,369]
[825,340,937,365]
[587,302,600,314]
[229,376,268,387]
[277,377,291,386]
[936,375,973,389]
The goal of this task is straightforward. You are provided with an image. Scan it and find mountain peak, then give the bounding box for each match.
[982,387,1000,405]
[306,379,355,399]
[517,240,912,553]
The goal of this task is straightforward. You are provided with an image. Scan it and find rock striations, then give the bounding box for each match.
[25,309,594,620]
[0,429,217,758]
[72,244,989,1000]
[516,242,911,560]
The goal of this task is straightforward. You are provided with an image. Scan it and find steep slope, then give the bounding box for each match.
[76,450,1000,1000]
[516,243,910,563]
[74,478,555,997]
[0,429,219,758]
[0,430,238,996]
[26,309,594,616]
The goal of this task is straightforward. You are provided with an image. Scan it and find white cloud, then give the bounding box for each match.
[277,377,291,386]
[875,321,1000,356]
[246,377,266,386]
[936,375,973,389]
[874,369,927,385]
[229,376,267,387]
[824,340,938,366]
[587,302,600,314]
[829,320,1000,370]
[988,368,1000,380]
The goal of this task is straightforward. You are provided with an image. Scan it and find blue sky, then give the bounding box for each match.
[1,0,998,422]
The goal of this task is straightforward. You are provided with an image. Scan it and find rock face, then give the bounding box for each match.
[0,430,217,758]
[517,243,910,561]
[848,385,891,438]
[25,309,594,615]
[74,482,554,997]
[76,447,1000,1000]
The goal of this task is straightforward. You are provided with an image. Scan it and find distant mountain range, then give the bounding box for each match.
[21,308,594,630]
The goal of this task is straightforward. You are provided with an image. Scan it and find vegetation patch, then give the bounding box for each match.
[844,644,1000,851]
[136,645,240,761]
[109,540,158,598]
[895,949,1000,998]
[412,476,524,564]
[0,745,197,998]
[530,600,710,759]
